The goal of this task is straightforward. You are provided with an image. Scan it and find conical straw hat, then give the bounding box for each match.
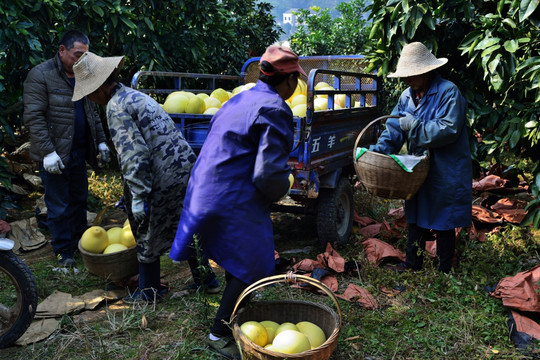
[72,51,125,101]
[388,42,447,78]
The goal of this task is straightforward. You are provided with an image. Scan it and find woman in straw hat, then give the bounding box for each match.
[370,42,472,273]
[72,51,218,303]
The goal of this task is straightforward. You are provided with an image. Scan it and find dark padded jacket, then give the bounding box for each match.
[23,53,106,167]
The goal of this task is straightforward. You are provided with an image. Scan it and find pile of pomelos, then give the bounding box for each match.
[161,80,354,118]
[80,220,136,255]
[239,320,327,354]
[161,84,255,115]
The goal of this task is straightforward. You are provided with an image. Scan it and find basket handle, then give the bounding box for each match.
[230,272,342,327]
[353,114,399,159]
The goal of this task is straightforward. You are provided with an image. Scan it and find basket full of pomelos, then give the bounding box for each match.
[232,273,341,360]
[78,220,138,282]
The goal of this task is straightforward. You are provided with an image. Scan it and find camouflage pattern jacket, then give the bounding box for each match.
[107,84,196,262]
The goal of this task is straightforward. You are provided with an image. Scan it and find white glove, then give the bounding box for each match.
[399,113,417,131]
[131,196,147,223]
[98,142,110,163]
[43,151,65,174]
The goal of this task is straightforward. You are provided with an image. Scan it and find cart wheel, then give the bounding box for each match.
[316,177,353,247]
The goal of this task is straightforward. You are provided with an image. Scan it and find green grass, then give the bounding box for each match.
[4,183,540,359]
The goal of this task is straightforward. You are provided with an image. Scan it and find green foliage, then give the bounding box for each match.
[364,0,540,228]
[289,0,371,56]
[87,171,123,211]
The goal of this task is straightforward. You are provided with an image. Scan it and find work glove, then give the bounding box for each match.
[131,196,147,223]
[98,142,111,163]
[399,112,417,131]
[43,151,65,174]
[288,173,294,190]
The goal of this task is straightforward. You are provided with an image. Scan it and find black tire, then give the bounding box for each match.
[0,250,38,349]
[316,177,354,247]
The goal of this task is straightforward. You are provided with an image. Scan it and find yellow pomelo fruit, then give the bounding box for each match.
[204,96,222,110]
[292,104,307,118]
[244,82,256,91]
[106,227,123,245]
[227,91,233,99]
[240,321,268,347]
[275,322,299,337]
[103,243,128,254]
[185,96,205,114]
[203,107,220,115]
[334,94,346,108]
[210,88,229,104]
[232,85,245,94]
[124,218,129,227]
[196,93,209,100]
[271,330,311,354]
[162,93,188,114]
[120,224,136,248]
[298,79,307,96]
[316,86,334,100]
[296,321,327,349]
[80,226,109,254]
[314,97,328,111]
[315,81,331,90]
[176,91,195,100]
[291,94,307,108]
[260,320,280,343]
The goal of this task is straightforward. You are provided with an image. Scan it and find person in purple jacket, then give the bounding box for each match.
[370,42,472,274]
[169,45,306,359]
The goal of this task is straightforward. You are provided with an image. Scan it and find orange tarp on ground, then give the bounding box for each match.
[361,238,405,265]
[490,266,540,312]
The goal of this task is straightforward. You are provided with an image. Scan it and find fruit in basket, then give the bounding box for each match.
[275,322,299,337]
[196,93,209,100]
[240,321,268,347]
[80,226,109,253]
[103,243,128,254]
[296,321,326,348]
[260,320,280,343]
[271,330,311,354]
[163,92,188,114]
[120,224,137,248]
[106,227,123,245]
[124,219,129,227]
[185,96,205,114]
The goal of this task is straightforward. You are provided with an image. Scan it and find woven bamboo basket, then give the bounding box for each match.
[78,226,138,282]
[231,273,342,360]
[353,115,430,200]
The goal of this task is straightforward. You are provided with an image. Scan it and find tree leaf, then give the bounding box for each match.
[503,39,519,52]
[92,5,104,17]
[476,37,500,50]
[519,0,540,22]
[509,129,521,148]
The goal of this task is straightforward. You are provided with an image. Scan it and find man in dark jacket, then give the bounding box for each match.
[23,30,110,267]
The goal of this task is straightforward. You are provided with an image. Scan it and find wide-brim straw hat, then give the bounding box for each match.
[72,51,125,101]
[388,42,448,78]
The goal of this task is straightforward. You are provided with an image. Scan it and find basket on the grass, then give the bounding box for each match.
[353,115,430,200]
[78,226,138,282]
[231,273,341,360]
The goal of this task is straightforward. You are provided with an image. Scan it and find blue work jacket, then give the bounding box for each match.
[169,81,293,284]
[370,74,472,230]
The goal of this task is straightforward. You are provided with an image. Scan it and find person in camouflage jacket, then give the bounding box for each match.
[71,51,212,303]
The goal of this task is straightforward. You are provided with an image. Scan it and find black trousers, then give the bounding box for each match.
[405,223,455,273]
[210,271,249,337]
